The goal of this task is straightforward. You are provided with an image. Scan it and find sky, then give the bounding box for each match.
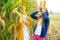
[36,0,60,13]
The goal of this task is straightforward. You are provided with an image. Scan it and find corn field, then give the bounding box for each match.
[46,15,60,40]
[0,0,37,40]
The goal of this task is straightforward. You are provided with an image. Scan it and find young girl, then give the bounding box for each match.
[30,8,50,40]
[34,11,43,40]
[21,14,33,40]
[14,9,30,40]
[22,14,30,40]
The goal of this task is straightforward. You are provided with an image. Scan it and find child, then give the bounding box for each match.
[22,14,30,40]
[21,14,33,40]
[18,14,30,40]
[14,9,30,40]
[30,8,50,40]
[34,15,43,40]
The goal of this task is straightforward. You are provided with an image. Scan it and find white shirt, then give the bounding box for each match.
[34,19,42,35]
[23,24,30,40]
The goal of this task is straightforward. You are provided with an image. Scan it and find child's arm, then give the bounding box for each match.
[30,11,38,20]
[42,12,50,22]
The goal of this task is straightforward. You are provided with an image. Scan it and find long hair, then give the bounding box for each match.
[45,9,50,28]
[39,8,49,25]
[46,9,49,16]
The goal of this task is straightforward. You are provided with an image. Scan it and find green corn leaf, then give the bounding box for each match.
[10,0,21,10]
[2,0,12,12]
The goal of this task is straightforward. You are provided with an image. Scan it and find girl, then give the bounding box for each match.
[14,9,30,40]
[30,8,50,40]
[18,14,30,40]
[20,14,33,40]
[22,14,30,40]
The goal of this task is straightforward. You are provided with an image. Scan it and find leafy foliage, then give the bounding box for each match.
[0,0,37,40]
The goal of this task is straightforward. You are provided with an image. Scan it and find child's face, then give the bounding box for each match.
[22,15,28,23]
[37,11,42,17]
